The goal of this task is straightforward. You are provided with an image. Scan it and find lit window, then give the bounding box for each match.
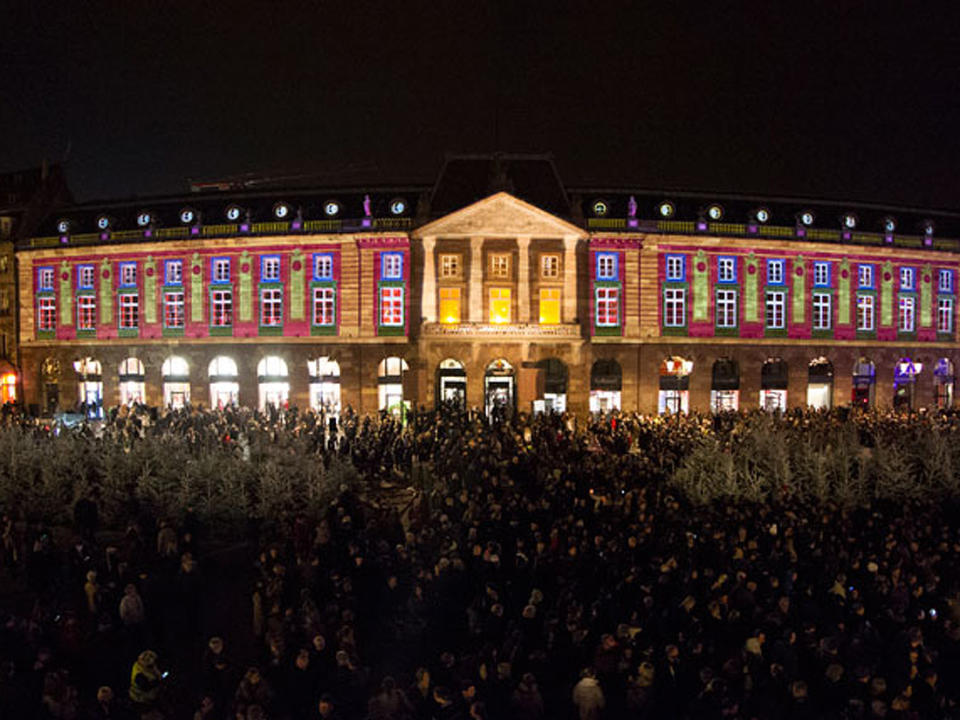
[857,294,875,331]
[596,253,617,280]
[261,256,281,282]
[381,253,403,280]
[541,254,560,279]
[489,288,511,324]
[813,294,832,330]
[938,297,954,334]
[717,257,736,283]
[212,258,231,284]
[765,291,786,328]
[900,267,915,291]
[211,289,233,326]
[37,267,54,291]
[939,269,953,294]
[380,287,404,326]
[38,297,56,330]
[898,296,916,333]
[858,264,874,289]
[164,291,184,328]
[490,254,510,278]
[78,265,95,289]
[767,260,784,285]
[539,288,560,324]
[314,254,334,280]
[119,294,139,329]
[77,295,96,331]
[120,263,137,287]
[439,287,461,324]
[663,288,686,327]
[813,262,830,287]
[716,289,738,328]
[312,287,335,326]
[260,288,283,326]
[665,255,685,281]
[439,254,461,278]
[596,287,619,326]
[165,260,182,285]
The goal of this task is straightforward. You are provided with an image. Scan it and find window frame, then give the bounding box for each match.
[665,254,686,282]
[77,264,95,290]
[715,288,738,328]
[37,267,55,292]
[163,290,185,329]
[379,286,404,326]
[939,269,954,294]
[900,266,915,291]
[596,252,618,281]
[381,252,403,281]
[211,257,231,285]
[595,286,620,327]
[765,290,786,329]
[260,255,281,283]
[210,288,233,327]
[663,287,686,327]
[938,296,954,334]
[488,287,512,324]
[439,253,461,279]
[259,287,283,326]
[164,259,183,286]
[812,292,832,331]
[312,286,336,327]
[77,294,97,331]
[538,287,561,324]
[540,253,560,279]
[898,295,916,333]
[313,253,334,281]
[766,259,785,286]
[813,261,831,288]
[857,264,874,289]
[856,293,876,331]
[438,286,461,324]
[489,253,511,278]
[119,262,137,288]
[717,256,737,284]
[118,292,139,329]
[37,296,56,331]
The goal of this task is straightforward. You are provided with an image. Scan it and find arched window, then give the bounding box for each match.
[437,358,466,410]
[711,358,739,412]
[308,357,341,413]
[534,358,567,413]
[807,357,833,410]
[853,357,875,409]
[378,356,409,414]
[590,359,622,413]
[257,356,289,410]
[118,357,145,406]
[894,357,922,411]
[935,358,954,409]
[659,356,692,415]
[209,356,239,408]
[74,357,103,417]
[760,358,788,411]
[161,356,190,409]
[484,358,515,417]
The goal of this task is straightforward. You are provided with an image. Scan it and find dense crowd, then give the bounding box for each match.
[2,403,960,718]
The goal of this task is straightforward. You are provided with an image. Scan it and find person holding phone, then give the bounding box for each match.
[129,649,162,710]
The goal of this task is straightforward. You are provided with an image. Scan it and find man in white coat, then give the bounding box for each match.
[572,667,605,720]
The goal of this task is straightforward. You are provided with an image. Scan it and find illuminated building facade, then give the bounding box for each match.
[15,155,960,415]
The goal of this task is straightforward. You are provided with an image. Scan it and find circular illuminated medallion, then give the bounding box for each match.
[592,200,608,217]
[180,208,195,224]
[843,214,857,229]
[226,205,242,222]
[925,222,935,235]
[800,211,814,226]
[97,215,110,230]
[324,201,340,217]
[390,198,406,215]
[57,219,70,234]
[274,202,290,219]
[136,212,152,227]
[755,208,770,223]
[707,205,723,221]
[659,201,675,218]
[884,217,896,233]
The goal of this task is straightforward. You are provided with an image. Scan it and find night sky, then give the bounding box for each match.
[3,1,960,208]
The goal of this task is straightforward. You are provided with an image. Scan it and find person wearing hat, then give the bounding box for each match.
[128,650,162,708]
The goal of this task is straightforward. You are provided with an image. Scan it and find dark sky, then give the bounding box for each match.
[3,0,960,208]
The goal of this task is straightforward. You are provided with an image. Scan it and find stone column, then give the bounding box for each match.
[517,236,531,322]
[420,236,436,323]
[563,235,578,323]
[469,237,484,322]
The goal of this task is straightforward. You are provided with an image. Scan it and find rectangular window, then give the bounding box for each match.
[314,254,334,280]
[813,293,832,330]
[717,257,737,283]
[439,287,461,324]
[381,252,403,280]
[716,289,738,328]
[540,254,560,279]
[212,258,231,284]
[938,297,954,334]
[596,253,617,280]
[78,265,95,289]
[380,286,404,326]
[665,255,685,281]
[489,253,510,278]
[539,288,561,324]
[119,293,139,329]
[261,256,281,282]
[489,288,511,324]
[77,295,96,330]
[898,295,916,332]
[260,288,283,326]
[211,289,233,326]
[663,288,686,327]
[813,261,831,287]
[164,291,184,328]
[765,290,786,328]
[767,259,785,285]
[312,287,335,326]
[939,269,953,294]
[857,294,875,331]
[439,254,461,279]
[164,260,182,285]
[119,262,137,287]
[37,267,55,291]
[596,287,619,326]
[900,267,915,291]
[858,264,874,289]
[38,297,56,330]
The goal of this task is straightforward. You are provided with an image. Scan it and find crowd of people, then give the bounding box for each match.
[2,402,960,718]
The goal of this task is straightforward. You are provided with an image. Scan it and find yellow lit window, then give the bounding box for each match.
[439,254,461,278]
[0,373,15,404]
[539,288,561,324]
[541,254,560,278]
[489,288,511,324]
[439,287,461,324]
[490,254,510,278]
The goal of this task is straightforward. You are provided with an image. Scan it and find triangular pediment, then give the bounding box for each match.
[415,192,583,238]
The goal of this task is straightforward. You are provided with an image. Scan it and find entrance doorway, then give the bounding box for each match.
[659,356,692,415]
[74,358,103,418]
[935,358,955,408]
[258,356,289,410]
[437,358,466,409]
[590,359,622,412]
[484,358,515,417]
[118,357,145,406]
[535,358,567,413]
[760,358,788,411]
[807,357,834,410]
[162,356,190,409]
[209,356,239,409]
[711,358,740,412]
[853,357,875,409]
[378,357,409,415]
[893,357,922,411]
[308,357,341,414]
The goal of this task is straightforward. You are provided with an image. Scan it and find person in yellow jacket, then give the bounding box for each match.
[129,650,163,707]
